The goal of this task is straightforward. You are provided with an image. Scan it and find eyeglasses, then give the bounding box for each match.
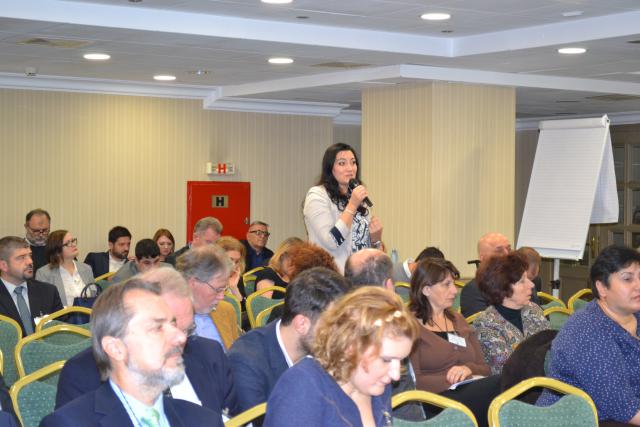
[196,278,228,294]
[249,230,270,237]
[62,238,78,247]
[27,227,49,235]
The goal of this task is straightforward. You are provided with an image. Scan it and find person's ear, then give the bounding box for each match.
[292,314,311,337]
[102,336,127,362]
[384,278,394,291]
[594,280,607,299]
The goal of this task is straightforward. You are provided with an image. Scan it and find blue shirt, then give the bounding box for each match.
[264,357,393,427]
[109,380,170,427]
[537,300,640,422]
[194,313,225,351]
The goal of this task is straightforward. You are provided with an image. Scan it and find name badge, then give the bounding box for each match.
[447,333,467,347]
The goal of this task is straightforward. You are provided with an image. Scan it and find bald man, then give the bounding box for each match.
[460,232,512,317]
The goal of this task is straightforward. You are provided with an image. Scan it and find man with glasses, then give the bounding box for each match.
[24,208,51,272]
[241,221,273,270]
[176,245,239,351]
[55,268,238,421]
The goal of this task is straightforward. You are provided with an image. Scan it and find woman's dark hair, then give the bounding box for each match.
[409,258,460,325]
[476,252,528,306]
[45,229,68,267]
[316,143,367,216]
[590,245,640,299]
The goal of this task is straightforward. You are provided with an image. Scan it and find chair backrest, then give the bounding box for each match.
[94,271,116,282]
[465,311,481,325]
[452,289,462,314]
[246,286,286,329]
[224,293,242,329]
[225,402,267,427]
[537,291,567,310]
[0,314,22,387]
[392,390,477,427]
[394,282,411,303]
[255,301,284,327]
[543,307,572,330]
[242,267,265,296]
[568,288,593,313]
[0,347,3,376]
[488,377,598,427]
[15,325,91,378]
[10,361,64,427]
[35,306,92,332]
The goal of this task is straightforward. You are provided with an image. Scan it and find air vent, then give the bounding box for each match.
[587,94,640,102]
[312,62,370,69]
[18,38,92,49]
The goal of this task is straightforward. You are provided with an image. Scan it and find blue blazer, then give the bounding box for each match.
[0,411,18,427]
[55,336,238,416]
[41,381,221,427]
[83,252,110,278]
[228,321,289,413]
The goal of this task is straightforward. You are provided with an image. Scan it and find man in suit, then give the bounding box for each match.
[24,208,51,272]
[0,236,63,336]
[241,221,274,270]
[41,278,221,427]
[166,217,222,267]
[229,267,351,415]
[84,226,131,278]
[176,245,238,350]
[56,267,237,417]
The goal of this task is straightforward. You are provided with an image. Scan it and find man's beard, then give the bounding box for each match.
[127,347,185,391]
[28,233,47,246]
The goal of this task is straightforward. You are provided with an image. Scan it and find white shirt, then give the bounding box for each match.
[59,261,86,306]
[1,278,30,312]
[109,253,126,273]
[275,319,294,368]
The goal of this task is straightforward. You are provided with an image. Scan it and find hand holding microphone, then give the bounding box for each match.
[348,178,373,208]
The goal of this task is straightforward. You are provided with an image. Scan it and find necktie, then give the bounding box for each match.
[14,286,34,335]
[140,407,161,427]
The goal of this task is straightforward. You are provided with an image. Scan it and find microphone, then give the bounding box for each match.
[348,178,373,208]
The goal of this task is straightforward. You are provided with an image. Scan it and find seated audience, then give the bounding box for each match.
[229,268,351,418]
[345,247,395,289]
[392,246,445,283]
[516,246,543,295]
[474,252,549,374]
[84,226,131,278]
[36,230,95,307]
[242,221,274,270]
[111,239,169,283]
[537,245,640,425]
[153,228,175,262]
[176,245,238,351]
[264,286,419,427]
[409,258,497,427]
[216,236,247,302]
[0,236,63,336]
[167,217,222,266]
[41,278,220,427]
[460,232,511,317]
[55,267,238,418]
[24,208,51,272]
[254,237,302,298]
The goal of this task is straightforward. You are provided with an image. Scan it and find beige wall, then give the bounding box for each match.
[515,129,539,238]
[362,82,516,277]
[0,89,334,257]
[334,124,361,155]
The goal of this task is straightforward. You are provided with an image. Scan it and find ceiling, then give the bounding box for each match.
[3,0,640,120]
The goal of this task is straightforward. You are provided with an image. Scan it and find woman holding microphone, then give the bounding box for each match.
[303,143,382,272]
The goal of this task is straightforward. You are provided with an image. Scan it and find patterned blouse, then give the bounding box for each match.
[473,303,550,375]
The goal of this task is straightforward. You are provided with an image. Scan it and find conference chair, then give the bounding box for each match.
[15,325,90,380]
[10,360,64,427]
[465,312,481,325]
[392,390,477,427]
[94,271,116,291]
[543,306,572,330]
[246,286,286,329]
[0,314,22,387]
[223,293,242,330]
[537,292,566,310]
[394,282,411,303]
[242,267,264,296]
[35,306,92,334]
[0,348,3,376]
[568,289,593,313]
[488,377,598,427]
[225,402,267,427]
[255,301,284,328]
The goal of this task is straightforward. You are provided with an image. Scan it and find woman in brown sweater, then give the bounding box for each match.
[409,258,500,427]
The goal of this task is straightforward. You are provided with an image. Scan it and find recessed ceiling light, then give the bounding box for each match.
[261,0,292,4]
[187,69,211,75]
[268,57,294,64]
[153,75,176,81]
[558,47,587,54]
[421,13,451,21]
[562,10,583,17]
[83,53,110,60]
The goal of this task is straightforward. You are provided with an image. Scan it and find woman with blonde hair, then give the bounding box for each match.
[255,237,303,298]
[265,286,419,427]
[216,236,246,301]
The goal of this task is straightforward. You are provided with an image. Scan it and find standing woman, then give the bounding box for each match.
[304,143,382,272]
[153,228,175,262]
[36,230,95,307]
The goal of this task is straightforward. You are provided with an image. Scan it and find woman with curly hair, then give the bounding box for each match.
[264,286,419,427]
[303,143,382,273]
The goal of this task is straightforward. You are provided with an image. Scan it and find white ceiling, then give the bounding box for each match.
[3,0,640,118]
